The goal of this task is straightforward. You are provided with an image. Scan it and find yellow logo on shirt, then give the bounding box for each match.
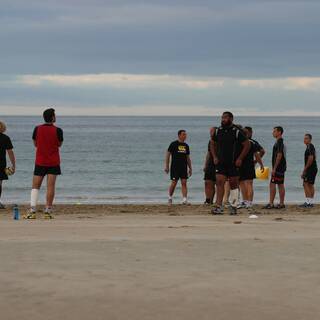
[178,145,187,153]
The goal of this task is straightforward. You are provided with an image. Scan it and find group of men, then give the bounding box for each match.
[165,111,318,214]
[0,108,63,218]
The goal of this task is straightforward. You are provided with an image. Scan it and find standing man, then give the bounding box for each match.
[203,127,216,205]
[265,127,287,209]
[210,112,250,215]
[0,121,16,209]
[165,130,192,205]
[300,134,317,208]
[239,127,265,209]
[25,108,63,219]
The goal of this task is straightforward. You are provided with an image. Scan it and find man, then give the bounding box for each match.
[203,127,216,205]
[265,126,286,209]
[0,121,16,209]
[238,127,265,209]
[25,108,63,219]
[300,134,317,208]
[210,112,250,215]
[165,130,192,205]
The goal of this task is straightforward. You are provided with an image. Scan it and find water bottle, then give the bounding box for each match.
[13,204,19,220]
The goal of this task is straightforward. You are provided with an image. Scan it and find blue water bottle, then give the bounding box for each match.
[13,204,20,220]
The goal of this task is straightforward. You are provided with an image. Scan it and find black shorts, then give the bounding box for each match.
[34,165,61,177]
[215,163,240,178]
[239,165,256,181]
[0,167,8,181]
[304,169,318,185]
[204,165,216,182]
[271,172,285,185]
[170,166,188,181]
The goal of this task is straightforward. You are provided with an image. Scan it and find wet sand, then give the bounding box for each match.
[0,204,320,320]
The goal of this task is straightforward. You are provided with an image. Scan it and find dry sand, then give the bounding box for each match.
[1,204,320,320]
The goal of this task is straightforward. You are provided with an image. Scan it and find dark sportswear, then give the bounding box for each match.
[213,125,247,177]
[204,141,216,181]
[34,165,61,177]
[0,133,13,181]
[240,138,263,181]
[168,140,190,181]
[272,138,287,173]
[303,143,318,185]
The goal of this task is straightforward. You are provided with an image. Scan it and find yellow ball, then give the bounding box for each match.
[256,166,269,180]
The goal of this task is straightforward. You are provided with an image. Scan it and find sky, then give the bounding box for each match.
[0,0,320,116]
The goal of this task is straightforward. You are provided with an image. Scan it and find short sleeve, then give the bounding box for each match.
[5,136,13,150]
[32,127,38,140]
[276,139,284,154]
[186,144,190,155]
[237,130,247,144]
[168,142,175,153]
[57,127,64,142]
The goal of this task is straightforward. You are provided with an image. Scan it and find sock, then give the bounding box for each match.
[309,198,314,204]
[306,198,311,204]
[230,189,239,208]
[182,197,187,202]
[31,189,39,208]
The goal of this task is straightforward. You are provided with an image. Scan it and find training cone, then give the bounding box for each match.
[256,167,269,180]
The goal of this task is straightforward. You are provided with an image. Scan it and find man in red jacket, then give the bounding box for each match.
[25,108,63,219]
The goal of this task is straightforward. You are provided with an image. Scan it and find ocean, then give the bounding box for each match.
[1,116,318,204]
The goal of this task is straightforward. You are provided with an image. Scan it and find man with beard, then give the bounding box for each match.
[210,112,250,215]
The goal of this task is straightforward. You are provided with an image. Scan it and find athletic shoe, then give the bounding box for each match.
[299,202,309,208]
[211,206,223,215]
[229,206,237,215]
[0,202,6,209]
[181,199,188,205]
[24,209,36,220]
[44,208,54,219]
[168,198,173,205]
[263,204,275,209]
[275,204,286,210]
[237,202,246,209]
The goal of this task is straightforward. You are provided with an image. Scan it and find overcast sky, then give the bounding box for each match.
[1,0,320,115]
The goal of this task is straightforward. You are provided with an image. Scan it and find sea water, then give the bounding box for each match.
[1,116,318,204]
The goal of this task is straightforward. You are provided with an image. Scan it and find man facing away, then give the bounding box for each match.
[265,126,287,209]
[165,130,192,205]
[25,108,63,219]
[238,127,265,209]
[0,121,16,209]
[210,112,250,215]
[300,133,318,208]
[203,127,216,205]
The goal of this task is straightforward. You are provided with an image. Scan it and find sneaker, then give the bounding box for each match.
[275,204,286,210]
[299,202,309,208]
[181,199,188,205]
[168,198,173,205]
[237,202,246,209]
[229,206,237,215]
[211,206,223,215]
[44,208,54,219]
[0,202,6,209]
[24,209,36,220]
[263,204,274,209]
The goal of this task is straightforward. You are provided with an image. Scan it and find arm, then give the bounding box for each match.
[235,139,250,167]
[7,149,16,172]
[187,155,192,177]
[164,151,171,174]
[259,148,266,158]
[210,139,219,165]
[203,152,210,172]
[272,152,283,174]
[57,128,64,147]
[254,152,264,171]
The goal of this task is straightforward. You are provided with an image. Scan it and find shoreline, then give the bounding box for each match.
[0,203,319,218]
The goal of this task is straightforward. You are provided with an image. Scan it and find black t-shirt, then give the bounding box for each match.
[305,143,317,171]
[168,140,190,169]
[213,125,247,165]
[242,139,263,168]
[272,138,287,172]
[0,133,13,168]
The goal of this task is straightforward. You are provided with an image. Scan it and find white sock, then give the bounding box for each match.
[31,189,39,208]
[168,196,172,200]
[309,198,314,204]
[230,189,239,208]
[306,198,311,204]
[182,197,187,202]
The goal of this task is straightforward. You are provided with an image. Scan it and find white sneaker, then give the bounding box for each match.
[181,198,188,205]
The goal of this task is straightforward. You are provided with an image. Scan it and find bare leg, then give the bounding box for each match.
[181,179,188,198]
[278,184,285,206]
[239,180,246,202]
[32,175,44,190]
[205,180,214,203]
[310,184,315,198]
[269,182,276,205]
[216,175,226,207]
[169,180,178,197]
[46,174,57,207]
[247,180,254,202]
[223,180,230,205]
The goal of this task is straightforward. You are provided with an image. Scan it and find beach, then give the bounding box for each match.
[1,204,320,320]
